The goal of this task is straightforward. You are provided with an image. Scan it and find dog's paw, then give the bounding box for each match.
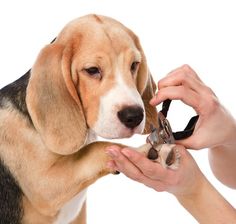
[137,143,180,170]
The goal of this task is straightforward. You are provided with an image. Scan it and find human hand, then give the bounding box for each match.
[150,65,236,149]
[106,145,205,197]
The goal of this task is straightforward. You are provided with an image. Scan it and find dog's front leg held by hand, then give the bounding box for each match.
[25,141,122,216]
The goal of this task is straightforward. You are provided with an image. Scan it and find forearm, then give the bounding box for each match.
[208,118,236,188]
[176,177,236,224]
[209,143,236,188]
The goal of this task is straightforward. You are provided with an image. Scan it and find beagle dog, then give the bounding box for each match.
[0,14,177,224]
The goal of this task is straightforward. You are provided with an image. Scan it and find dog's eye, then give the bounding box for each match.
[130,61,140,74]
[84,67,101,78]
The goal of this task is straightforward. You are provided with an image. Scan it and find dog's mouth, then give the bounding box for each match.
[93,117,145,140]
[98,126,142,140]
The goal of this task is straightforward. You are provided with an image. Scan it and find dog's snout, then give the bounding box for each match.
[117,106,144,129]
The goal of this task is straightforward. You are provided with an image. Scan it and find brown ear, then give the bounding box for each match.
[26,43,87,155]
[134,37,159,134]
[140,71,159,134]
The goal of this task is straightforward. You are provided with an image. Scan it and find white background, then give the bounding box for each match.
[0,1,236,223]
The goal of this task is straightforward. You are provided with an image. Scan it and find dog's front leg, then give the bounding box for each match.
[27,141,121,217]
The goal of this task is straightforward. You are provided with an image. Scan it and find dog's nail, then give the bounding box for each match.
[166,149,175,166]
[147,147,159,160]
[107,161,120,175]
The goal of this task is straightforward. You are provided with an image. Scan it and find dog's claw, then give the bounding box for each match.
[147,147,159,160]
[165,148,175,166]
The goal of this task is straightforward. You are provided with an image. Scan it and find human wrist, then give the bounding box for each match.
[174,171,207,202]
[220,109,236,146]
[213,119,236,150]
[175,175,208,202]
[175,175,236,223]
[210,109,236,149]
[175,177,216,224]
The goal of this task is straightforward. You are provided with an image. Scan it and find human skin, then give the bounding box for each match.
[151,64,236,188]
[106,65,236,223]
[106,145,236,224]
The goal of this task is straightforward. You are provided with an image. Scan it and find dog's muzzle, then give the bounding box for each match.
[117,106,144,129]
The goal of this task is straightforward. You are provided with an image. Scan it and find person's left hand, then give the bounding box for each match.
[106,145,205,197]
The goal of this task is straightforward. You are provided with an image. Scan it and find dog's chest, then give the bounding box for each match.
[54,189,87,224]
[85,129,97,144]
[54,130,96,224]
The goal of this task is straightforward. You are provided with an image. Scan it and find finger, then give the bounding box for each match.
[176,131,205,150]
[120,148,169,180]
[166,64,202,81]
[150,86,200,112]
[113,155,168,192]
[158,67,204,92]
[175,138,198,150]
[106,147,148,181]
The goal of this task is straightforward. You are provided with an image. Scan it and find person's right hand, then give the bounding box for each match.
[150,65,236,149]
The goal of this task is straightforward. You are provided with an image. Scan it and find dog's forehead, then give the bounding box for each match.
[58,14,138,53]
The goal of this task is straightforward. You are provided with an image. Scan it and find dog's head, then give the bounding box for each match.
[26,15,158,155]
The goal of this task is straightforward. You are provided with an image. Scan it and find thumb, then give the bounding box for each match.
[175,137,199,150]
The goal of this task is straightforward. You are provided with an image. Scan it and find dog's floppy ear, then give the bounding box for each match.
[140,72,159,134]
[26,43,88,155]
[134,37,159,134]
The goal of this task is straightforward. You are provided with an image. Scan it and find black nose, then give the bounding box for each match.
[117,106,144,129]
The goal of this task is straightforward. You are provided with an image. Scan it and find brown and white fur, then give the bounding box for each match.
[0,14,177,224]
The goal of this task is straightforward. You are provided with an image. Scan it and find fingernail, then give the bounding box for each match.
[149,99,154,105]
[149,98,159,106]
[106,148,118,158]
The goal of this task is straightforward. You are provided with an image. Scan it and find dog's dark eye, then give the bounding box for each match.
[130,61,140,74]
[84,67,101,78]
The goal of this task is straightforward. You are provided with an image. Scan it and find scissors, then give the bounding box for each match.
[146,99,199,160]
[147,111,175,147]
